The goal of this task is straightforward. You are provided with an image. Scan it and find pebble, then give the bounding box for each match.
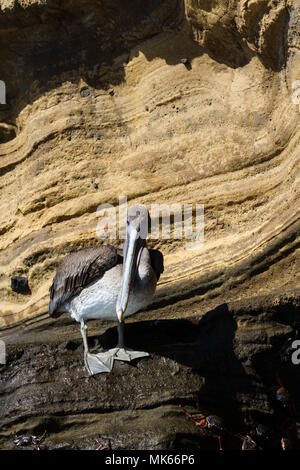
[180,58,191,70]
[11,276,31,294]
[80,88,90,97]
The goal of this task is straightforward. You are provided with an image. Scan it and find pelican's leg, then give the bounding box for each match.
[117,320,125,348]
[80,321,113,375]
[112,319,150,362]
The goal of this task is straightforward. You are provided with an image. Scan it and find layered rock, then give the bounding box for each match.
[0,0,298,328]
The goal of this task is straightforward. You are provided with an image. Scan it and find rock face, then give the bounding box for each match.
[0,0,299,450]
[1,291,299,450]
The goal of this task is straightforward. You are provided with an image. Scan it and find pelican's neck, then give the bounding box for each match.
[136,247,151,280]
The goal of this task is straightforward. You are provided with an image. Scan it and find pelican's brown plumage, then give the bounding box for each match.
[49,245,121,317]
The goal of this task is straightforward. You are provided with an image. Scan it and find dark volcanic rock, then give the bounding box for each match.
[10,276,31,295]
[0,290,299,450]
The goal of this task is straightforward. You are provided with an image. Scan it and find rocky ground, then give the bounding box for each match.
[0,0,299,450]
[1,289,299,450]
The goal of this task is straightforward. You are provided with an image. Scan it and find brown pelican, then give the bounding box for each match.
[49,205,164,375]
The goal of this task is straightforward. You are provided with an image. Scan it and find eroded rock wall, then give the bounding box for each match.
[0,0,298,328]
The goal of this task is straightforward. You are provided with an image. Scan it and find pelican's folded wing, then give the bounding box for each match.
[49,244,120,316]
[149,249,164,281]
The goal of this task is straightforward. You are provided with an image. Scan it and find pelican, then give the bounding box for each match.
[49,205,164,375]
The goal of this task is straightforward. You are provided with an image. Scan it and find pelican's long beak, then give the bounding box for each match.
[116,228,142,322]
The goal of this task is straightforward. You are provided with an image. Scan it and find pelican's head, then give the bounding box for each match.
[116,205,150,322]
[126,204,150,240]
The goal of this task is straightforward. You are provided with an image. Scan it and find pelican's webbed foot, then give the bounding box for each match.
[113,320,149,362]
[85,348,149,375]
[85,352,114,375]
[111,347,150,362]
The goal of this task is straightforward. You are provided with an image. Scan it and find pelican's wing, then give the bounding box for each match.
[149,249,164,281]
[49,244,120,316]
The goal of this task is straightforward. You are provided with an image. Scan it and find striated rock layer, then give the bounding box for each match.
[0,0,299,450]
[0,0,299,327]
